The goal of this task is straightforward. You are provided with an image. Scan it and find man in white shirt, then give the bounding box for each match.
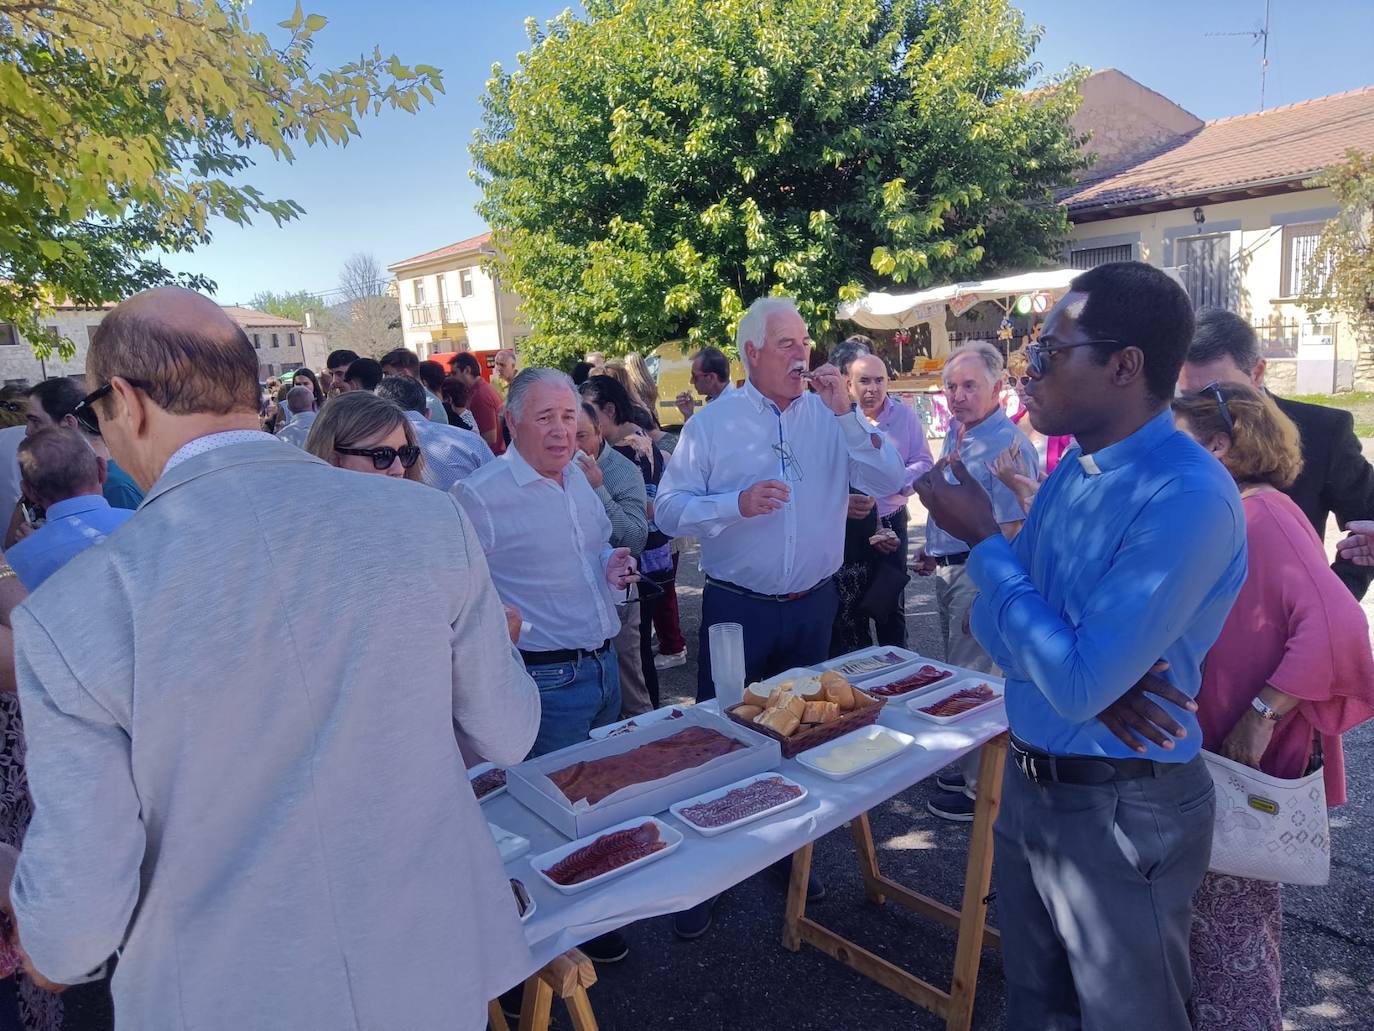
[377,375,493,490]
[274,386,317,448]
[453,368,638,756]
[656,296,906,701]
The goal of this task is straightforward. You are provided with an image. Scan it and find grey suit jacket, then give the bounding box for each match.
[10,440,540,1030]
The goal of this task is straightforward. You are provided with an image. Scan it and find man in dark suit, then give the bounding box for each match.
[1179,309,1374,598]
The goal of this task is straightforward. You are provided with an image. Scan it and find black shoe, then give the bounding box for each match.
[806,872,827,903]
[673,896,718,939]
[935,770,966,793]
[927,790,977,823]
[497,986,522,1022]
[581,930,629,964]
[767,860,826,902]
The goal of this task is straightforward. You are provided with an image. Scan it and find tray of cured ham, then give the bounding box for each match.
[859,661,962,699]
[529,817,683,895]
[817,646,924,683]
[589,705,688,740]
[905,678,1005,725]
[669,773,809,837]
[468,763,507,803]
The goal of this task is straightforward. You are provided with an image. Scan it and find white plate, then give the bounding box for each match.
[906,677,1006,725]
[468,762,507,804]
[794,726,918,780]
[818,646,923,682]
[488,822,530,863]
[528,816,683,895]
[669,772,808,837]
[859,660,963,700]
[588,704,689,740]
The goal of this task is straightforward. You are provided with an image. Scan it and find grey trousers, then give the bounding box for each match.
[614,600,652,717]
[995,754,1215,1031]
[934,562,1000,791]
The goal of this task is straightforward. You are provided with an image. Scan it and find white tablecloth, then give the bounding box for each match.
[486,691,1009,982]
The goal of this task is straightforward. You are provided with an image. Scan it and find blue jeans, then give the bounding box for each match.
[526,647,622,758]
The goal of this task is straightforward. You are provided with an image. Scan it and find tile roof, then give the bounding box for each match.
[388,231,494,272]
[1061,86,1374,216]
[220,306,303,329]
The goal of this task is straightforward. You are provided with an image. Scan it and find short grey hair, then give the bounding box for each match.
[286,385,315,414]
[942,341,1004,388]
[376,374,427,415]
[736,296,801,374]
[18,426,100,505]
[506,367,577,422]
[1189,309,1260,373]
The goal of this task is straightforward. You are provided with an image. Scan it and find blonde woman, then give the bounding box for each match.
[305,392,425,482]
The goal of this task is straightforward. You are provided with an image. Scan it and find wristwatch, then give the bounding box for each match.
[1250,696,1283,722]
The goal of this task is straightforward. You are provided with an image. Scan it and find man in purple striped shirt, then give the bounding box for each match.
[848,354,934,646]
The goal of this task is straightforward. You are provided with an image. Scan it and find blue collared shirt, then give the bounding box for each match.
[924,409,1038,557]
[102,458,144,510]
[968,409,1247,761]
[6,495,135,590]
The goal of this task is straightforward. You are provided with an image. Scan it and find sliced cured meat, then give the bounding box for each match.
[470,768,506,799]
[920,683,996,717]
[544,822,665,885]
[548,726,745,805]
[679,776,803,829]
[869,665,954,697]
[831,650,907,677]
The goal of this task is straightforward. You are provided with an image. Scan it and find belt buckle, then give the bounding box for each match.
[1015,750,1051,784]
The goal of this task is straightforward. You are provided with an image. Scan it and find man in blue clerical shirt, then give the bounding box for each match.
[917,261,1246,1031]
[8,427,135,590]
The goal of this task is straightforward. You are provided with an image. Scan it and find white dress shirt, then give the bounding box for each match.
[404,411,495,491]
[656,380,906,595]
[454,445,621,651]
[275,411,317,448]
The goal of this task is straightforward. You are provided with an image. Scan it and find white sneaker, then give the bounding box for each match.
[654,650,687,670]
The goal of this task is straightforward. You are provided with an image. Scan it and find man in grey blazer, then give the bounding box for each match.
[5,288,541,1030]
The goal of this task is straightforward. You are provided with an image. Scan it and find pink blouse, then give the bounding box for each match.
[1198,490,1374,805]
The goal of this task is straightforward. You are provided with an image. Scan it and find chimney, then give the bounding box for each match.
[304,312,314,329]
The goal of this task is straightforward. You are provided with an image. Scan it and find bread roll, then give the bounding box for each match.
[742,686,770,709]
[803,700,840,724]
[782,695,807,720]
[758,708,801,737]
[797,676,826,700]
[824,680,856,711]
[733,704,764,721]
[766,687,788,709]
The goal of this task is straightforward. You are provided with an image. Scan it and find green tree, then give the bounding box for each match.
[472,0,1084,364]
[249,289,331,326]
[1300,150,1374,368]
[0,0,442,356]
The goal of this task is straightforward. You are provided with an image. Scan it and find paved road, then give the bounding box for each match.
[564,504,1374,1030]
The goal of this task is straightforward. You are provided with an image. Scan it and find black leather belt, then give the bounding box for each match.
[1009,735,1170,786]
[705,575,833,603]
[519,638,612,667]
[932,552,969,567]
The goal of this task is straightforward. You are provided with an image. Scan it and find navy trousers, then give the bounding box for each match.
[696,580,839,702]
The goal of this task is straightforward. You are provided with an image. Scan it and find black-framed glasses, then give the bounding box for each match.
[73,379,153,436]
[1201,381,1235,434]
[336,444,421,470]
[1026,338,1122,379]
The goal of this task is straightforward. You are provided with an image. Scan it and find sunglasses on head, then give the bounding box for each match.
[1200,381,1235,434]
[336,444,421,471]
[72,379,154,436]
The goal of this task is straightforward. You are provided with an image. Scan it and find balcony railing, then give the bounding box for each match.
[406,301,465,328]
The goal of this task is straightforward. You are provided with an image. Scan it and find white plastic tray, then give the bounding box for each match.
[488,821,530,863]
[794,725,918,780]
[859,660,963,699]
[906,676,1006,725]
[468,762,507,804]
[589,704,689,740]
[669,772,808,837]
[818,646,923,682]
[528,816,683,895]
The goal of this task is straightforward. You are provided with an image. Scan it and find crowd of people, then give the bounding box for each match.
[0,261,1369,1031]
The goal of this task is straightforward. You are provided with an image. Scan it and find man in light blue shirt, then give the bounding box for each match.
[376,376,493,491]
[7,427,134,590]
[918,262,1246,1031]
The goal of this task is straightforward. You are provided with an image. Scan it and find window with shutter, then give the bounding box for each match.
[1069,243,1133,270]
[1281,222,1329,297]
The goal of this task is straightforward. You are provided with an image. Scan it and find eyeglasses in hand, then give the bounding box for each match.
[335,444,422,470]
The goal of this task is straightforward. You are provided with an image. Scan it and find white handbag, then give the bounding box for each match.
[1201,747,1330,886]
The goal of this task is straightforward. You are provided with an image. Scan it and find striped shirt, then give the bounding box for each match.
[593,443,648,556]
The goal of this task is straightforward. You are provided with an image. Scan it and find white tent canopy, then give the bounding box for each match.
[837,267,1080,331]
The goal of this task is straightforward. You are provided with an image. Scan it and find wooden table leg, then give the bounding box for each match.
[781,841,813,951]
[487,999,511,1031]
[945,734,1007,1031]
[564,986,599,1031]
[516,977,554,1031]
[850,814,887,905]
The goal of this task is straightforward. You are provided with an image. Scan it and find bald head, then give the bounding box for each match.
[88,286,260,416]
[286,385,316,414]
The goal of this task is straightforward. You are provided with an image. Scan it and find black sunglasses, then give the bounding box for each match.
[1026,338,1123,379]
[1200,381,1235,434]
[336,444,421,471]
[73,379,154,436]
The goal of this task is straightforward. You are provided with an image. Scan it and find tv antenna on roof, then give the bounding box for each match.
[1207,0,1272,110]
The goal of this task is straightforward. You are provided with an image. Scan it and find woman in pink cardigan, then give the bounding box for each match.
[1172,382,1374,1031]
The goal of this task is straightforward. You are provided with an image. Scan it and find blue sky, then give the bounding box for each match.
[166,0,1374,304]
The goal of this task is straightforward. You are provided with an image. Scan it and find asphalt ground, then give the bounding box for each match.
[536,503,1374,1031]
